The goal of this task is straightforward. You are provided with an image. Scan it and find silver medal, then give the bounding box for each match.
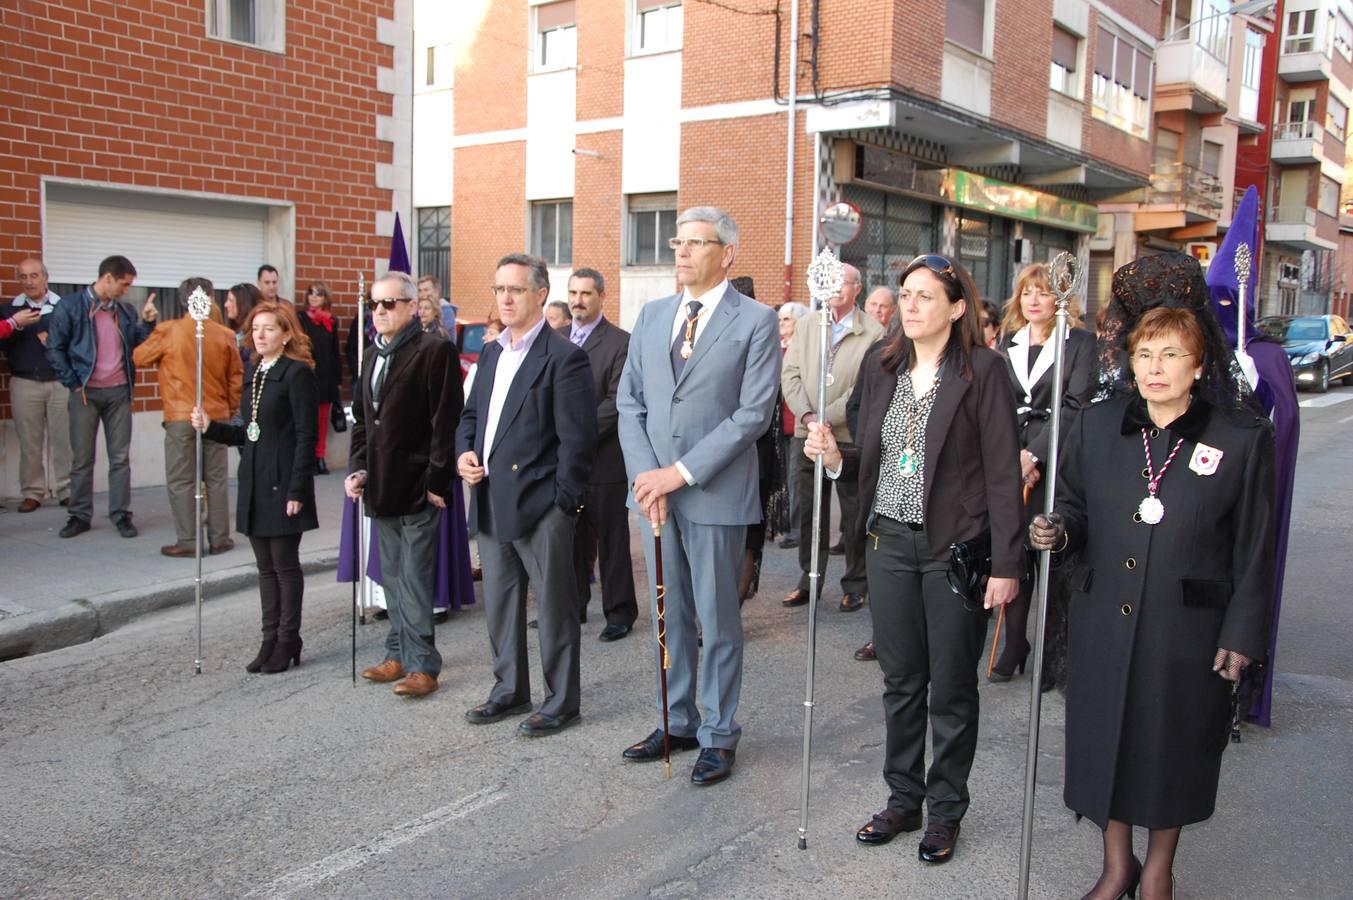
[825,372,835,387]
[898,447,917,478]
[246,422,261,442]
[1137,495,1164,525]
[680,340,693,360]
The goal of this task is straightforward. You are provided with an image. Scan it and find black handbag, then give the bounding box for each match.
[330,402,349,433]
[946,531,991,611]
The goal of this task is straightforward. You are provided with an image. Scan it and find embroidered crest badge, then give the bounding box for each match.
[1189,443,1223,476]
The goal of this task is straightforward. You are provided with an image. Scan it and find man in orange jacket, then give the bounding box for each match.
[133,277,243,557]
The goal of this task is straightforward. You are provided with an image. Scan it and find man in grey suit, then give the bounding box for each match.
[616,207,781,785]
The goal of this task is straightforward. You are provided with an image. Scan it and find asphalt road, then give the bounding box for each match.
[3,384,1351,899]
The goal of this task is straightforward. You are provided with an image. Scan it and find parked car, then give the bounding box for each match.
[1258,314,1353,393]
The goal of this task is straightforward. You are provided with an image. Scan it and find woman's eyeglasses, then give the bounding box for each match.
[366,298,407,311]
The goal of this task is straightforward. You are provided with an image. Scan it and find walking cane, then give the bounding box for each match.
[652,521,672,780]
[987,483,1033,678]
[186,287,213,675]
[1016,251,1083,900]
[797,248,845,850]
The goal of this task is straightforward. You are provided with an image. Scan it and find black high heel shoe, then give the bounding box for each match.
[988,646,1029,683]
[245,639,276,673]
[1080,855,1141,900]
[260,638,302,673]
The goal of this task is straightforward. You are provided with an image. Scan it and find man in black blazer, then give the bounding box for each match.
[561,268,638,642]
[346,271,463,699]
[456,254,597,735]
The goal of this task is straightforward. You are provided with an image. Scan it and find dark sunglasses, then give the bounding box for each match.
[366,298,408,311]
[909,254,959,281]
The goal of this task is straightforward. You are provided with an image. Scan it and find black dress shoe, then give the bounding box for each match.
[781,589,809,608]
[114,516,138,538]
[839,592,865,612]
[854,640,877,661]
[372,608,389,621]
[518,711,580,736]
[918,822,960,864]
[856,807,923,845]
[315,458,329,475]
[528,618,538,629]
[432,610,449,624]
[622,728,700,761]
[464,699,533,725]
[690,747,735,785]
[598,623,631,642]
[59,517,91,539]
[829,539,845,555]
[778,536,799,549]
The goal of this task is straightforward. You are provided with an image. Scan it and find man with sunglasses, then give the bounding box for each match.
[347,271,463,699]
[617,207,781,786]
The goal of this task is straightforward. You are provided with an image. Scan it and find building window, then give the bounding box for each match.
[627,194,678,266]
[1092,26,1150,139]
[531,200,573,266]
[1200,140,1222,178]
[1319,177,1340,217]
[1049,25,1080,96]
[536,2,577,70]
[1327,96,1348,138]
[635,0,682,53]
[417,207,450,298]
[946,0,988,56]
[1337,13,1353,61]
[207,0,283,52]
[1284,9,1316,54]
[1239,29,1263,122]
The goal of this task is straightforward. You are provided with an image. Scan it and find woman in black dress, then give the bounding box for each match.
[1031,254,1274,900]
[224,282,261,365]
[805,255,1023,864]
[191,302,319,674]
[299,281,343,474]
[989,263,1096,683]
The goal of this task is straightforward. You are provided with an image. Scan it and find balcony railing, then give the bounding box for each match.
[1270,205,1317,226]
[1148,162,1224,215]
[1274,120,1318,140]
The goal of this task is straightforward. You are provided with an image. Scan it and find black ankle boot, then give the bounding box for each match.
[260,637,302,673]
[246,639,277,673]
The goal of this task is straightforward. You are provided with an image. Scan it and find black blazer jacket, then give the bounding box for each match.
[456,325,597,543]
[998,325,1097,462]
[557,317,629,485]
[205,356,319,537]
[348,327,463,518]
[838,343,1025,579]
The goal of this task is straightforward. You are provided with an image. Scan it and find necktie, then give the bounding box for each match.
[571,328,586,347]
[670,300,703,380]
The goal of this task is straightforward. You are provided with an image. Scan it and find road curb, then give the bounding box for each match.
[0,550,341,662]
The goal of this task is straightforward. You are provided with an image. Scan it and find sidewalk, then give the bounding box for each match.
[0,477,350,660]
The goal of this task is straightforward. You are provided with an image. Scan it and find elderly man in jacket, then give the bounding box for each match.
[45,255,157,539]
[133,277,243,557]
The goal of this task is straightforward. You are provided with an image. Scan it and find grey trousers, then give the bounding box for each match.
[866,516,988,825]
[163,420,231,547]
[639,508,746,749]
[374,504,442,677]
[478,495,581,719]
[10,376,71,502]
[67,386,132,524]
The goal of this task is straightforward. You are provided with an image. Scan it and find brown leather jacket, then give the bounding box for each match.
[133,316,242,422]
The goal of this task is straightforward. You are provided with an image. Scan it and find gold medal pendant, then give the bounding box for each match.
[680,340,693,360]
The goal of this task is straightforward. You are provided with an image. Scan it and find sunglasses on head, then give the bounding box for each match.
[909,254,959,280]
[366,298,407,311]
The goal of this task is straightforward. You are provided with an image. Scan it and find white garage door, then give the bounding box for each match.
[45,182,270,289]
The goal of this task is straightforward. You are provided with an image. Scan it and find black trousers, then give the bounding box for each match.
[866,517,988,824]
[795,439,866,594]
[572,480,638,628]
[250,534,304,640]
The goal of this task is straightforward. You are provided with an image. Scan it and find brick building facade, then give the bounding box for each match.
[1,0,406,493]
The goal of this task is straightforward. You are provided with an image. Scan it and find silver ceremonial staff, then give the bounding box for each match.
[353,273,366,685]
[1016,250,1083,899]
[186,287,213,675]
[797,247,845,850]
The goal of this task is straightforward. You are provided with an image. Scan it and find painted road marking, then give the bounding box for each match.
[1338,413,1353,425]
[250,787,507,898]
[1299,394,1353,408]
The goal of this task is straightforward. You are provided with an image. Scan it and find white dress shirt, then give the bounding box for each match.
[481,316,547,476]
[669,279,728,485]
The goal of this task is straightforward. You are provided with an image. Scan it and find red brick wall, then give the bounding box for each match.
[572,130,623,322]
[991,0,1052,137]
[576,0,624,121]
[890,2,944,101]
[452,0,527,135]
[451,142,526,317]
[0,0,392,417]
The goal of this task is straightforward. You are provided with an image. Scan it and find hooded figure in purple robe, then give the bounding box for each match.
[1205,185,1299,727]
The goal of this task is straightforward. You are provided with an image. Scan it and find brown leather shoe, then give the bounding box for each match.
[839,592,866,612]
[209,538,236,555]
[360,659,405,683]
[782,588,809,608]
[160,544,194,558]
[393,672,439,697]
[18,498,40,513]
[854,640,877,661]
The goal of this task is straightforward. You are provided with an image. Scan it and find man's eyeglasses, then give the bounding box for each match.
[668,237,724,251]
[490,285,533,298]
[1131,349,1194,366]
[366,298,408,311]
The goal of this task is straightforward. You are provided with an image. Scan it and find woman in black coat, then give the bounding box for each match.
[989,263,1096,683]
[1031,255,1275,900]
[806,255,1023,865]
[300,281,343,474]
[192,302,319,674]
